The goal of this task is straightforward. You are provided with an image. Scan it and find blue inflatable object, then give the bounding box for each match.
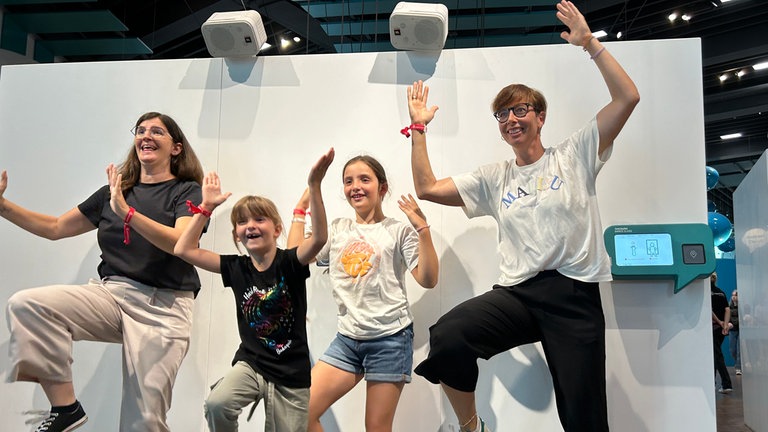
[718,236,735,252]
[706,166,719,190]
[707,200,716,212]
[708,211,733,247]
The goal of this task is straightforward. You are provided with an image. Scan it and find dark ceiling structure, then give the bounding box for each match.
[1,0,766,218]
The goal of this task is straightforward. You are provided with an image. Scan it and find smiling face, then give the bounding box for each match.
[343,160,387,218]
[234,214,281,256]
[230,195,283,257]
[133,117,182,171]
[492,84,548,152]
[497,102,546,146]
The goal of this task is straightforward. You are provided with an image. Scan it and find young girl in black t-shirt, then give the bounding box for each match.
[174,148,333,432]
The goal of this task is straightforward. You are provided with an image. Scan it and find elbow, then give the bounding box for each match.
[173,244,186,258]
[423,278,438,289]
[627,90,640,111]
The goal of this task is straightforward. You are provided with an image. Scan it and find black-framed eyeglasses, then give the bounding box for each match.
[493,103,535,123]
[131,125,168,138]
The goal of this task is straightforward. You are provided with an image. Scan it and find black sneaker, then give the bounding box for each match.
[35,403,88,432]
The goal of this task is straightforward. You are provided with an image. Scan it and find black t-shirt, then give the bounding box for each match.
[711,285,729,326]
[220,248,311,388]
[78,179,202,292]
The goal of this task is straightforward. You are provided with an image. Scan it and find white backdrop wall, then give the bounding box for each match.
[734,149,768,432]
[0,39,715,431]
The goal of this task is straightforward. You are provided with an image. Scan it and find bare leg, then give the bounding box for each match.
[307,361,362,432]
[441,383,479,431]
[364,381,405,432]
[40,379,76,406]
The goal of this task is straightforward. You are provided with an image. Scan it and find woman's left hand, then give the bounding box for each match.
[407,80,439,125]
[556,0,592,48]
[107,163,130,219]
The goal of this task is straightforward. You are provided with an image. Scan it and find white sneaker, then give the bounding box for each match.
[718,387,733,394]
[735,369,742,375]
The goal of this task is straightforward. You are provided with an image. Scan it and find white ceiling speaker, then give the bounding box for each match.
[201,11,267,58]
[389,2,449,51]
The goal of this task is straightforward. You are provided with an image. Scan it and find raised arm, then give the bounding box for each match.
[0,170,95,240]
[398,193,438,288]
[407,81,464,207]
[173,171,232,274]
[287,188,311,250]
[106,163,196,255]
[294,148,334,265]
[556,0,640,156]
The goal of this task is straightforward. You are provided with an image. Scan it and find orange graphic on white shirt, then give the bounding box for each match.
[340,240,375,278]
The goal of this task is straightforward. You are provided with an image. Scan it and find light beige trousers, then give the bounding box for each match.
[6,276,194,432]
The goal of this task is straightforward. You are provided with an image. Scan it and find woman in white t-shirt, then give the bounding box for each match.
[402,2,640,432]
[288,155,438,432]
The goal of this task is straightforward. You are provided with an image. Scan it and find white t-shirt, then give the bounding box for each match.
[316,217,419,339]
[452,118,612,286]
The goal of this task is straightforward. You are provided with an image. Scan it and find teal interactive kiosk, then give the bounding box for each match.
[603,224,716,293]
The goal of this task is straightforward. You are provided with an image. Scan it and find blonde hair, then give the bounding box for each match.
[229,195,283,250]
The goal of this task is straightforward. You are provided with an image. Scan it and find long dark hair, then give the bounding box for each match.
[118,112,204,191]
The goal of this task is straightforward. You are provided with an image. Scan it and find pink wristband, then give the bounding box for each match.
[400,124,427,138]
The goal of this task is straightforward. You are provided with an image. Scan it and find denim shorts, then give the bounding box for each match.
[320,324,413,383]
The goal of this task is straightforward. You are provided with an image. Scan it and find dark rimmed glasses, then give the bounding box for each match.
[131,125,168,138]
[493,103,535,123]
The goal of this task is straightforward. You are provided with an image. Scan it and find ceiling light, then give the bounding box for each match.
[668,13,678,22]
[260,42,272,51]
[681,14,691,21]
[293,36,301,43]
[754,62,768,71]
[719,73,728,82]
[280,38,290,48]
[720,133,742,140]
[616,31,623,39]
[592,30,607,39]
[736,69,746,78]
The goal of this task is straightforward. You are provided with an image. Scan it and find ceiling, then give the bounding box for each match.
[1,0,766,218]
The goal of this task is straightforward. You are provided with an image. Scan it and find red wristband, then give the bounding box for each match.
[293,208,307,216]
[400,123,427,138]
[186,200,213,218]
[123,207,135,245]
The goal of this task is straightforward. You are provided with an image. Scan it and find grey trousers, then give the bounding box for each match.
[205,361,309,432]
[6,276,194,432]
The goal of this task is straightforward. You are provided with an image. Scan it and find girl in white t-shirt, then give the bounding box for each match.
[288,155,438,432]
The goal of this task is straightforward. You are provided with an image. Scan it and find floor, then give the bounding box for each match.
[717,367,751,432]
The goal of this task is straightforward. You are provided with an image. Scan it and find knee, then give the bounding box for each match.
[204,393,235,421]
[428,319,468,357]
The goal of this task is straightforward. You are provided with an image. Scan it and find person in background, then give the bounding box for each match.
[402,1,640,430]
[711,272,733,393]
[174,148,334,432]
[729,289,741,375]
[3,112,204,432]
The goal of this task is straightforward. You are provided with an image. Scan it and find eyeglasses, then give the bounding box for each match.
[493,103,535,123]
[131,126,168,138]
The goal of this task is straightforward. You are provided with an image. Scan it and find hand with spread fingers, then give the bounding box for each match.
[407,80,439,126]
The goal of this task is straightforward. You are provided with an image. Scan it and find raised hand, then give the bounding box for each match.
[407,80,439,126]
[0,170,7,201]
[107,164,130,219]
[308,147,335,188]
[398,193,428,230]
[556,0,592,48]
[295,188,311,213]
[201,172,232,211]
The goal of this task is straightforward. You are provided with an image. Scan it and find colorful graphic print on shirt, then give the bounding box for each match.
[339,237,380,278]
[241,275,295,355]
